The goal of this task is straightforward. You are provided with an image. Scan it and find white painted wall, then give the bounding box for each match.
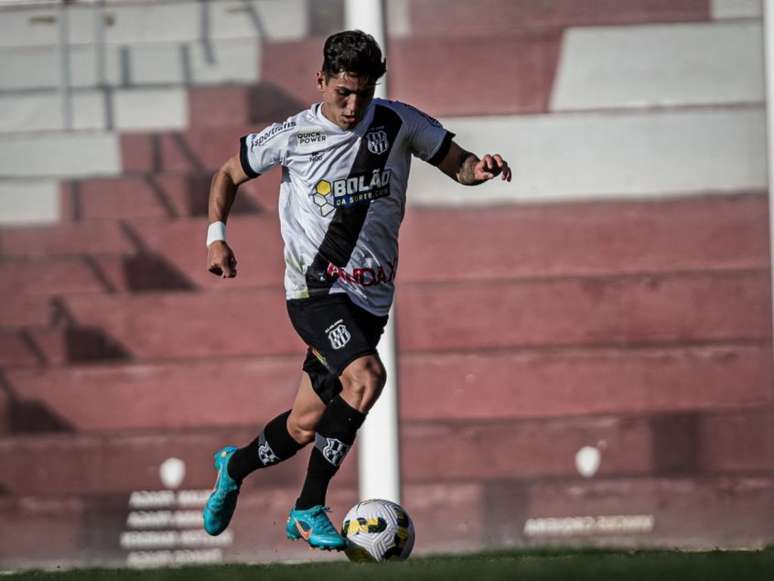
[0,0,308,47]
[0,179,59,225]
[408,108,766,205]
[112,87,188,130]
[0,131,120,178]
[0,87,187,132]
[552,22,764,111]
[0,91,104,132]
[712,0,763,19]
[0,39,259,90]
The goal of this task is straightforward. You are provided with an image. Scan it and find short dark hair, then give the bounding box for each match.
[322,30,386,83]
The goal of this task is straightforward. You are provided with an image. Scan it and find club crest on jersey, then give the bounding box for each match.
[311,169,391,216]
[365,129,389,155]
[326,320,351,350]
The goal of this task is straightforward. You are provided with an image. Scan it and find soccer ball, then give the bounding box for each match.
[341,499,415,562]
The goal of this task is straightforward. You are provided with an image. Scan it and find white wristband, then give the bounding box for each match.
[206,221,227,248]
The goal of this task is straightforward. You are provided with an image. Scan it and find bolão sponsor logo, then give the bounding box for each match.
[310,169,392,216]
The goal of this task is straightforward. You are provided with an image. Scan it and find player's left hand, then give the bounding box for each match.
[474,154,512,182]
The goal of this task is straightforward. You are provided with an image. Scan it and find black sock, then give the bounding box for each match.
[227,410,304,482]
[296,395,366,510]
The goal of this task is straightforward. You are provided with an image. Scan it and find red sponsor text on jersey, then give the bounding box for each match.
[326,262,395,286]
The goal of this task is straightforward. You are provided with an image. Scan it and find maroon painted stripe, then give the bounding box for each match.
[408,0,711,38]
[397,271,771,352]
[402,409,774,483]
[399,344,773,420]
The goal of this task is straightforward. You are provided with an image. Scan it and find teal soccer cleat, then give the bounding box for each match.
[202,446,240,536]
[286,505,348,551]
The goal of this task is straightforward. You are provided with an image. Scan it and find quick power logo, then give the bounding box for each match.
[296,126,326,147]
[311,169,391,217]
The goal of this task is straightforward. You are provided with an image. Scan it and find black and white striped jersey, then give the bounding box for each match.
[240,98,453,316]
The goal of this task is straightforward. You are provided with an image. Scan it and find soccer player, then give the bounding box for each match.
[203,30,511,551]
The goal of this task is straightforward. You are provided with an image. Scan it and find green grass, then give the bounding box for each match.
[6,548,774,581]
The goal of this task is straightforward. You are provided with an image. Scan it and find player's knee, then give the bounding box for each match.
[340,357,386,413]
[286,411,317,445]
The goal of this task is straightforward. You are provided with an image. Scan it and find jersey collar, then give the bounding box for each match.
[315,101,376,136]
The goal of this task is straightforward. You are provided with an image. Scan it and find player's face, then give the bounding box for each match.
[317,71,376,130]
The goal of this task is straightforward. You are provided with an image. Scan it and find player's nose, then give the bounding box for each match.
[346,94,363,112]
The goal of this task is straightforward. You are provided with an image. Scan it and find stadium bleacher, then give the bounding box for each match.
[0,0,771,568]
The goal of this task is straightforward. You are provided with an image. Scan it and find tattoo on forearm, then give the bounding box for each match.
[457,151,482,186]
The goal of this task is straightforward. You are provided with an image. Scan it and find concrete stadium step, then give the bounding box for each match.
[116,109,766,202]
[187,84,308,129]
[23,325,131,367]
[388,32,561,116]
[0,215,285,291]
[0,131,120,179]
[2,476,774,566]
[400,343,773,421]
[3,343,771,433]
[3,408,770,498]
[0,253,196,296]
[260,34,561,117]
[403,0,710,38]
[499,475,774,547]
[0,485,356,568]
[713,0,762,19]
[0,427,357,497]
[0,39,259,92]
[0,0,309,48]
[0,219,132,257]
[551,21,763,112]
[0,256,113,297]
[0,331,41,368]
[2,357,306,432]
[260,2,713,116]
[2,193,765,279]
[115,216,285,290]
[403,409,774,484]
[58,174,267,222]
[0,252,200,297]
[0,87,187,134]
[398,270,771,352]
[408,108,765,204]
[398,194,769,282]
[0,179,59,226]
[120,126,268,173]
[29,290,302,364]
[0,296,56,329]
[5,270,766,367]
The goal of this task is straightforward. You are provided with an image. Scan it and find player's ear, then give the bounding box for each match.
[316,71,327,92]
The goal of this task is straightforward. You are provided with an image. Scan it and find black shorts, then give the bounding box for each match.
[286,294,389,404]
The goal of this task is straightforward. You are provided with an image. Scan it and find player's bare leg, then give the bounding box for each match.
[203,374,319,536]
[286,354,386,550]
[287,373,327,445]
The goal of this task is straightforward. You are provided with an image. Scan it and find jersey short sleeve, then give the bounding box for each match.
[393,101,455,166]
[239,119,297,178]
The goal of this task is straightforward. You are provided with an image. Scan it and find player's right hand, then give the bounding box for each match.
[207,241,238,278]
